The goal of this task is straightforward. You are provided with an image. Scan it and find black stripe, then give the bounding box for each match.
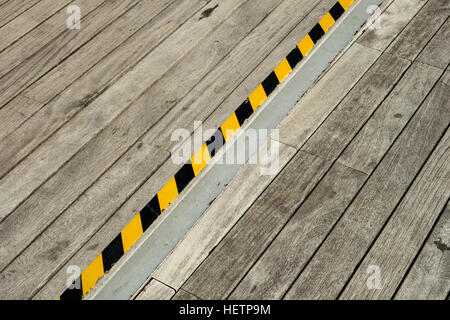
[140,196,161,231]
[235,100,253,126]
[286,47,303,69]
[329,2,345,21]
[102,234,124,272]
[60,276,83,300]
[309,23,325,43]
[206,129,225,158]
[174,163,195,192]
[261,71,280,96]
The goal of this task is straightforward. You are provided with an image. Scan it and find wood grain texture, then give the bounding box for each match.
[0,0,41,28]
[182,150,330,299]
[0,0,143,112]
[284,76,450,300]
[0,0,204,180]
[136,280,175,300]
[0,0,246,223]
[340,129,450,299]
[159,0,332,151]
[0,0,72,53]
[302,52,410,161]
[153,141,296,290]
[0,0,106,83]
[357,0,428,52]
[386,0,450,61]
[275,43,380,149]
[0,0,197,140]
[395,203,450,300]
[416,18,450,69]
[0,0,283,293]
[230,162,367,299]
[172,290,200,300]
[338,61,443,174]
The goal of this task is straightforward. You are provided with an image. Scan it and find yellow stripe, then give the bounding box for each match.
[338,0,354,10]
[248,84,267,110]
[319,12,335,33]
[157,177,179,211]
[121,214,144,253]
[274,58,293,82]
[191,143,211,176]
[298,34,315,57]
[220,113,241,142]
[81,254,104,297]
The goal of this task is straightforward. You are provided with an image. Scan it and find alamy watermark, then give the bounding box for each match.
[66,5,81,30]
[366,265,382,290]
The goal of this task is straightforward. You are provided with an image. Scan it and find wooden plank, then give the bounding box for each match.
[340,129,450,299]
[23,0,178,104]
[172,290,200,300]
[395,203,450,300]
[0,95,43,140]
[230,162,367,299]
[284,75,450,300]
[151,0,331,151]
[338,61,443,174]
[357,0,428,52]
[416,18,450,69]
[153,141,296,290]
[385,0,450,61]
[301,52,410,161]
[136,280,175,300]
[0,0,41,28]
[0,0,201,174]
[0,0,72,52]
[181,51,411,300]
[0,0,246,222]
[0,0,283,283]
[0,0,105,83]
[275,43,380,149]
[0,0,142,108]
[229,61,442,300]
[181,150,330,299]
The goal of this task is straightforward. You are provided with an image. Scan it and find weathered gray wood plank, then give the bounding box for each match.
[155,0,332,151]
[284,75,450,300]
[275,43,380,149]
[0,95,43,140]
[338,61,443,174]
[0,0,41,28]
[0,0,283,283]
[302,52,410,161]
[0,0,106,84]
[416,18,450,69]
[182,150,330,299]
[0,0,203,176]
[386,0,450,61]
[395,203,450,300]
[153,141,296,290]
[230,162,367,299]
[0,0,72,52]
[0,0,246,223]
[0,0,144,110]
[357,0,428,52]
[229,61,442,300]
[172,290,200,300]
[340,129,450,299]
[136,280,175,300]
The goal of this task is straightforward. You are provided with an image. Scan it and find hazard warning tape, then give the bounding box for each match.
[59,0,356,300]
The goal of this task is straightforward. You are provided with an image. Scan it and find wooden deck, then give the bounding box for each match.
[144,0,450,300]
[0,0,351,299]
[0,0,448,300]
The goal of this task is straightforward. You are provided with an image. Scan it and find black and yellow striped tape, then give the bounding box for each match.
[59,0,355,300]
